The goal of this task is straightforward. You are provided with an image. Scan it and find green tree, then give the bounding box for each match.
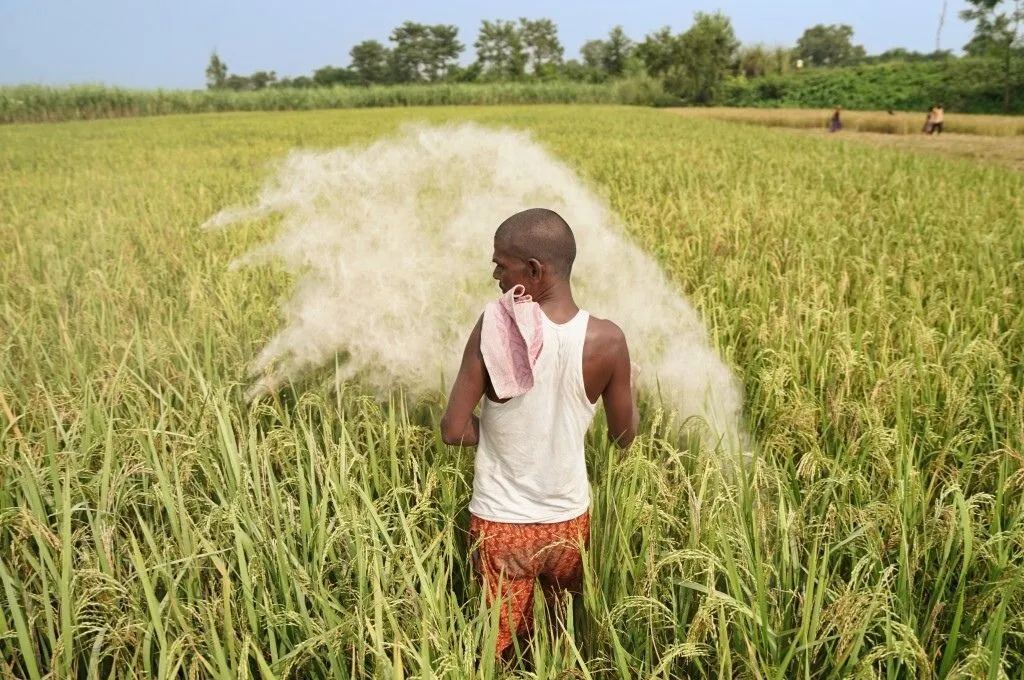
[474,19,527,79]
[677,12,739,103]
[864,47,952,63]
[560,59,590,81]
[312,65,355,87]
[519,18,564,77]
[580,39,607,71]
[388,22,462,82]
[795,24,866,66]
[961,0,1023,111]
[602,26,634,77]
[769,46,796,74]
[276,75,314,89]
[389,22,432,82]
[425,24,464,80]
[636,27,683,81]
[735,44,770,78]
[448,62,483,82]
[575,40,609,82]
[205,52,228,90]
[349,40,391,84]
[248,70,277,90]
[224,74,252,91]
[733,44,795,77]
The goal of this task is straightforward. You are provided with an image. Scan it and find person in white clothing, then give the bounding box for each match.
[440,207,639,661]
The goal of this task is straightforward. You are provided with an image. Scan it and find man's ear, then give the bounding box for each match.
[526,258,543,279]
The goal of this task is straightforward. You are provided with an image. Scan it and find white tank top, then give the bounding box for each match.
[469,309,598,523]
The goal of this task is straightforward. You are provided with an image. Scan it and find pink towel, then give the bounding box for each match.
[480,284,544,399]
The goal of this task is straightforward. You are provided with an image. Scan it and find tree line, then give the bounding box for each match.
[205,1,1022,110]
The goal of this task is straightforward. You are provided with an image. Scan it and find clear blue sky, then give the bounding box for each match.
[0,0,974,89]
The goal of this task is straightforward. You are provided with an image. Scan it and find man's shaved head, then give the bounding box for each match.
[493,208,577,279]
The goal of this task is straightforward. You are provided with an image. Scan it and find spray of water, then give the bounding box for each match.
[204,123,746,451]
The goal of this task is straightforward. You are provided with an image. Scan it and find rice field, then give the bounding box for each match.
[2,106,1023,679]
[673,107,1024,136]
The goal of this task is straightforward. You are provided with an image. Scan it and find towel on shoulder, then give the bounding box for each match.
[480,284,544,400]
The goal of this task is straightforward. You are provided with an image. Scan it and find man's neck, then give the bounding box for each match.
[533,280,578,324]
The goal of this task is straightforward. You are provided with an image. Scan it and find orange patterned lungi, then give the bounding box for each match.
[469,511,589,657]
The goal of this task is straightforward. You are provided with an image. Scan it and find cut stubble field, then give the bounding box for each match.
[798,129,1024,173]
[1,106,1023,679]
[673,107,1024,172]
[671,107,1024,137]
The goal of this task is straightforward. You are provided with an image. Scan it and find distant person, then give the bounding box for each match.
[829,106,843,133]
[930,104,944,134]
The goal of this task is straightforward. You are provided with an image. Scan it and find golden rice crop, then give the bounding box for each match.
[1,106,1022,678]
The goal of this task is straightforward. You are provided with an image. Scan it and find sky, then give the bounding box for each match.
[1,0,975,89]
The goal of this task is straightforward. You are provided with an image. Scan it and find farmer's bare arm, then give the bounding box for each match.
[440,316,485,446]
[601,323,639,448]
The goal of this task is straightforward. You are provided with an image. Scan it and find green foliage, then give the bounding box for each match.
[960,0,1024,111]
[21,14,1024,118]
[0,82,671,124]
[221,70,278,92]
[602,26,634,77]
[571,27,639,83]
[349,40,391,85]
[474,19,527,80]
[204,52,228,90]
[249,71,278,90]
[448,62,484,83]
[723,58,1024,113]
[795,23,867,67]
[311,66,353,88]
[961,0,1023,57]
[275,75,314,89]
[388,22,463,83]
[8,58,1024,123]
[860,48,955,64]
[636,27,683,83]
[676,12,740,104]
[560,59,591,83]
[577,40,610,82]
[735,44,770,78]
[635,15,739,104]
[520,18,564,76]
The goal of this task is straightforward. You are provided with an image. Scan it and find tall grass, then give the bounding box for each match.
[672,106,1024,136]
[1,107,1023,678]
[0,79,672,125]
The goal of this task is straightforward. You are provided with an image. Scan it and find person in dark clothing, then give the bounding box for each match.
[829,106,843,133]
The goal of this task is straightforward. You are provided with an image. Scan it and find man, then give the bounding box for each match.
[440,207,639,660]
[931,104,944,134]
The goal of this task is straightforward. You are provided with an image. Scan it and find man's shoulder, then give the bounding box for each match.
[585,314,627,351]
